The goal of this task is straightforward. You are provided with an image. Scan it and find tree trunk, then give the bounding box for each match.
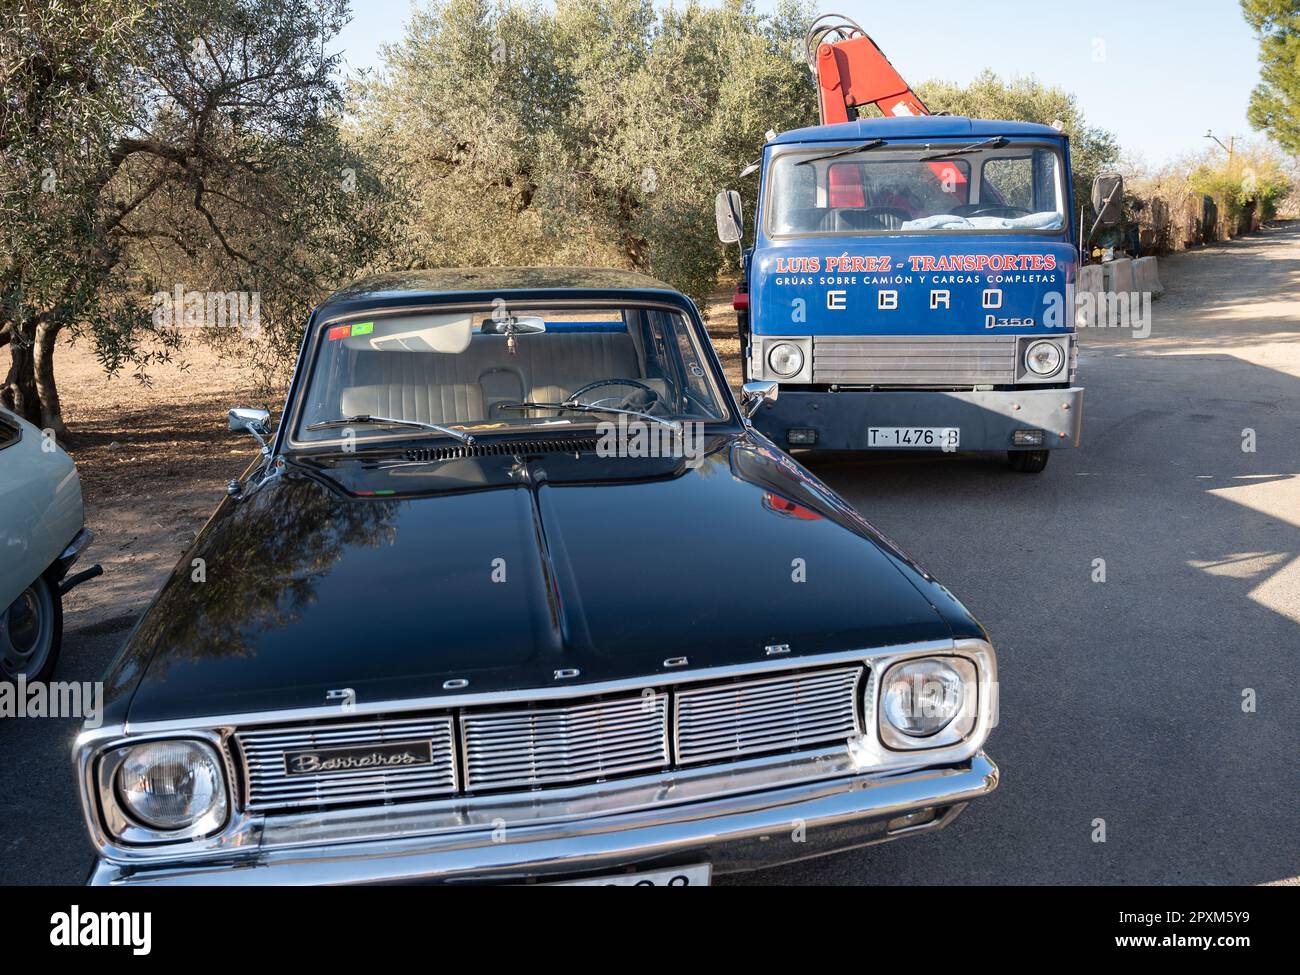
[34,321,68,439]
[3,329,41,426]
[2,322,68,440]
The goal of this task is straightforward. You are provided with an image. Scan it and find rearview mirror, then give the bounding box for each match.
[228,407,270,434]
[1091,173,1124,227]
[715,190,743,244]
[229,407,271,453]
[741,380,778,419]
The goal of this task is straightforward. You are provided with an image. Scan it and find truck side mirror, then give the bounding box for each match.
[1091,173,1124,228]
[715,190,743,244]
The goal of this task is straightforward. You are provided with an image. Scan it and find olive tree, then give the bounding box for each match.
[356,0,817,300]
[0,0,400,437]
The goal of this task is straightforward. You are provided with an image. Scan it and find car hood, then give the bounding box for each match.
[116,435,954,722]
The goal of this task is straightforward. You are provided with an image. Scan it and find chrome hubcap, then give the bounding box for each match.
[1,583,54,679]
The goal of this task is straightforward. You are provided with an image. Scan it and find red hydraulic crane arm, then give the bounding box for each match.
[805,15,930,124]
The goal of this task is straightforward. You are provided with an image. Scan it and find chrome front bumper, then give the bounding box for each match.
[752,387,1084,451]
[87,752,998,885]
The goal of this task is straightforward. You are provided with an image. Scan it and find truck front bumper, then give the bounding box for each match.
[753,387,1083,452]
[87,753,999,886]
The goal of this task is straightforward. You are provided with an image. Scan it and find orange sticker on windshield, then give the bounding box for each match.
[328,324,351,340]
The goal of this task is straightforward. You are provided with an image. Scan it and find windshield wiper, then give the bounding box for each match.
[305,414,476,444]
[918,137,1007,162]
[499,400,681,432]
[795,138,885,166]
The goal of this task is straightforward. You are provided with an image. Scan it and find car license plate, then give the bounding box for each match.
[549,864,711,886]
[868,426,960,449]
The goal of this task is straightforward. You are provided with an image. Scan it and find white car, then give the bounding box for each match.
[0,407,99,682]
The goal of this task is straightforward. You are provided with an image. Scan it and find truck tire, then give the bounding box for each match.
[0,574,63,684]
[1007,449,1050,473]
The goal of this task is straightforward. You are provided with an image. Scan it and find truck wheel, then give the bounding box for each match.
[0,575,63,684]
[1007,449,1050,473]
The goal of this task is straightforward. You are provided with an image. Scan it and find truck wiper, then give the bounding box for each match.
[305,414,476,444]
[918,137,1007,161]
[795,138,885,166]
[500,400,682,433]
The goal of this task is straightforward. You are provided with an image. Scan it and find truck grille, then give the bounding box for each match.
[675,667,862,764]
[460,693,670,791]
[812,335,1017,385]
[237,715,458,813]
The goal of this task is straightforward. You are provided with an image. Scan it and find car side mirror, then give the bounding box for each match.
[229,407,271,452]
[1091,173,1124,228]
[741,380,778,419]
[715,190,743,244]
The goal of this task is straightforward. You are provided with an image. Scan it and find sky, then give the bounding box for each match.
[333,0,1264,168]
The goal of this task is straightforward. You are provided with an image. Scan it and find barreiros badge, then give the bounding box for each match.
[329,321,374,340]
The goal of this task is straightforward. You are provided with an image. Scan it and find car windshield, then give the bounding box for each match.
[766,141,1065,236]
[293,302,729,444]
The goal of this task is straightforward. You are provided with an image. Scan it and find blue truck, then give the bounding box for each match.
[716,17,1122,473]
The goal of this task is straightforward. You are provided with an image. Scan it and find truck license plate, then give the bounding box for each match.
[548,864,711,886]
[868,427,960,449]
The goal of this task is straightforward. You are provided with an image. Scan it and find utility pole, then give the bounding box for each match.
[1204,130,1236,163]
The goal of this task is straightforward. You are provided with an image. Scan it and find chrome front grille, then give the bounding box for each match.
[237,715,458,812]
[460,693,669,791]
[812,335,1017,385]
[674,667,862,764]
[234,665,867,814]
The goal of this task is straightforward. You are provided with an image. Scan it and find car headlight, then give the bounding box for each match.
[879,657,978,749]
[1024,340,1063,377]
[115,740,227,833]
[767,342,804,377]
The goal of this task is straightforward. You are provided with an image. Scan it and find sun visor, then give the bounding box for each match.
[333,312,474,353]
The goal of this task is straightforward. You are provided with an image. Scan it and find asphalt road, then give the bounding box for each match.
[3,225,1298,886]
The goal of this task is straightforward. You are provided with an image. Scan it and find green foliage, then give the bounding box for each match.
[1242,0,1300,155]
[356,0,817,300]
[0,0,404,430]
[916,70,1120,216]
[1188,144,1293,222]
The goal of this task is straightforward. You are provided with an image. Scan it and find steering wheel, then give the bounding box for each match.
[567,378,664,410]
[965,206,1031,218]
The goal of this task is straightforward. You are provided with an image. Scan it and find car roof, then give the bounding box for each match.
[767,116,1064,146]
[318,267,683,318]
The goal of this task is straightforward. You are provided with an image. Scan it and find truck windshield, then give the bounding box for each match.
[766,142,1065,237]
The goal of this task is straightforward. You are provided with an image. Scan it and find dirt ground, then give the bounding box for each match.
[54,337,271,635]
[55,295,744,637]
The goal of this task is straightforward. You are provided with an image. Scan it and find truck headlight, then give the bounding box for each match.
[115,740,227,833]
[879,657,978,749]
[767,342,804,377]
[1024,340,1063,377]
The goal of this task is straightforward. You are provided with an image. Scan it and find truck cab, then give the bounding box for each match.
[720,115,1084,472]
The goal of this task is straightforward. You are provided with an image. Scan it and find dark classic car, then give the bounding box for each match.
[76,268,999,885]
